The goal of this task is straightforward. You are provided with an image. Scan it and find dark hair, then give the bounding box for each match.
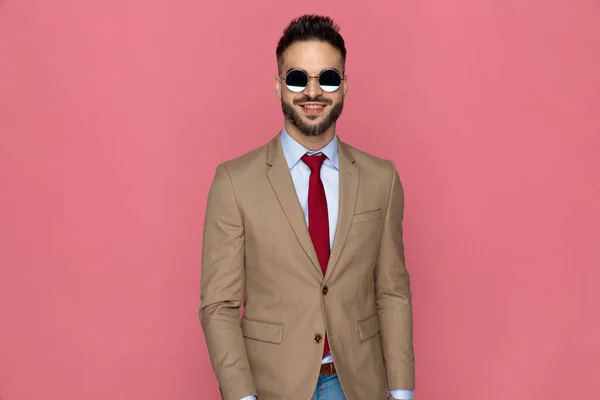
[276,15,347,73]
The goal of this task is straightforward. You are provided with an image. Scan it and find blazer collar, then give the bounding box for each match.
[266,130,359,282]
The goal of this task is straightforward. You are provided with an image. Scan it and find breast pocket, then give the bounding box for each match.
[352,208,383,224]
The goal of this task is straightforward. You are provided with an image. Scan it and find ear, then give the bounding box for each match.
[274,73,282,99]
[343,74,348,97]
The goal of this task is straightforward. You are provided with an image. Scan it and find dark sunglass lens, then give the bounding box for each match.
[285,70,308,92]
[319,70,342,92]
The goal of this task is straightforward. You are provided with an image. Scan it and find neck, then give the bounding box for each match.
[284,121,336,151]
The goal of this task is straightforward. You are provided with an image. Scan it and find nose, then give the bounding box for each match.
[304,76,323,98]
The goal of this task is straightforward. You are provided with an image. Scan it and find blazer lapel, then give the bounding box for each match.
[265,134,323,276]
[325,139,359,282]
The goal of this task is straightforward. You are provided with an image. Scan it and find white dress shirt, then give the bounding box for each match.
[240,128,413,400]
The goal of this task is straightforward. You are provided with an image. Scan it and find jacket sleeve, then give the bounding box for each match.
[199,163,257,400]
[375,161,416,391]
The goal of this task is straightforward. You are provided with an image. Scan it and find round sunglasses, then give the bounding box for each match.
[282,69,344,93]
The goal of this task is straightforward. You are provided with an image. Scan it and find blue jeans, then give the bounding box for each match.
[311,373,347,400]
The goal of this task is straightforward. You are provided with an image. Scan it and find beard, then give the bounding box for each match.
[281,95,344,137]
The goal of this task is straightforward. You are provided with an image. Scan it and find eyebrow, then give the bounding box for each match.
[283,67,343,75]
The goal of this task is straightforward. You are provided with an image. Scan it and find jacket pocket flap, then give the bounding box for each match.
[358,313,380,341]
[241,317,284,344]
[352,208,383,224]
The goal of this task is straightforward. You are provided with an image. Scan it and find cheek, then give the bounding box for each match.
[329,93,344,104]
[282,92,301,105]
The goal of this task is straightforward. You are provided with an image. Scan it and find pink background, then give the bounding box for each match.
[1,0,599,399]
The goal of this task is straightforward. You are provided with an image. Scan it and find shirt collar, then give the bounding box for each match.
[279,126,339,170]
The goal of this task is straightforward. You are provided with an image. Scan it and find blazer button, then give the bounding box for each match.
[322,286,328,295]
[314,333,322,343]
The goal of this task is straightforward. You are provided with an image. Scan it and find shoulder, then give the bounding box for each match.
[221,146,267,173]
[342,141,398,176]
[341,141,404,201]
[212,137,274,179]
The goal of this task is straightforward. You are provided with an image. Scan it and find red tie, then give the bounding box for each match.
[301,153,330,358]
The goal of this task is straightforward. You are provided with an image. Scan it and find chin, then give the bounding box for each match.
[304,115,322,121]
[302,111,328,121]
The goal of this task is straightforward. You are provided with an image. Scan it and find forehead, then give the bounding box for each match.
[281,40,343,74]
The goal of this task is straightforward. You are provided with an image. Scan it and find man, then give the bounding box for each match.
[199,14,415,400]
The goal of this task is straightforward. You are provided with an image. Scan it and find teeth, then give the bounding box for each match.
[303,104,323,109]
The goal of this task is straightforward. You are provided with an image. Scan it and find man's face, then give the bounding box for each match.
[275,40,348,137]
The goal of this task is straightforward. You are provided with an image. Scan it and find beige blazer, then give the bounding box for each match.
[199,133,415,400]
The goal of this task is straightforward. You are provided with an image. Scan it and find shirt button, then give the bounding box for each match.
[322,286,328,295]
[314,333,322,343]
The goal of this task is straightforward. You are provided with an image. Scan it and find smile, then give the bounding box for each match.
[299,103,327,115]
[302,104,324,109]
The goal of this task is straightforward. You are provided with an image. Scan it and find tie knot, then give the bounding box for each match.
[301,153,327,173]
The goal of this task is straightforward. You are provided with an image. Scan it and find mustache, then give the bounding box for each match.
[292,96,333,105]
